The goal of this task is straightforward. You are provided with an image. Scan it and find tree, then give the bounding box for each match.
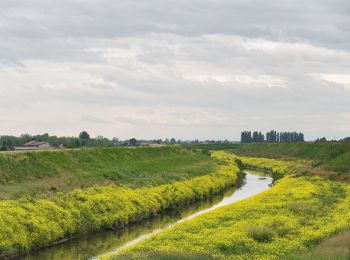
[170,138,176,144]
[241,131,252,143]
[316,137,327,142]
[129,138,137,146]
[79,131,90,140]
[112,137,119,146]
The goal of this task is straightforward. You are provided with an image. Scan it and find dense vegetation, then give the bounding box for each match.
[109,156,350,259]
[0,151,240,258]
[184,141,350,181]
[241,130,304,143]
[0,132,186,150]
[232,142,350,181]
[0,133,114,150]
[238,155,307,181]
[0,146,221,199]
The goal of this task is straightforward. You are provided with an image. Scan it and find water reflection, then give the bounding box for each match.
[17,172,272,260]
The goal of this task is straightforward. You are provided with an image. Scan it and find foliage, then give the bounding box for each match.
[0,146,220,199]
[248,227,276,243]
[240,130,304,143]
[79,131,90,140]
[283,228,350,259]
[231,142,350,180]
[0,151,240,258]
[237,155,306,178]
[110,174,350,259]
[0,133,113,150]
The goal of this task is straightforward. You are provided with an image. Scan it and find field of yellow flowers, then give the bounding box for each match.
[108,156,350,259]
[0,151,240,258]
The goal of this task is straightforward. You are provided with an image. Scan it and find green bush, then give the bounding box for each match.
[247,227,276,243]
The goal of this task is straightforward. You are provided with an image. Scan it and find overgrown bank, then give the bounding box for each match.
[0,151,240,259]
[232,142,350,180]
[106,156,350,259]
[184,142,350,181]
[0,146,220,199]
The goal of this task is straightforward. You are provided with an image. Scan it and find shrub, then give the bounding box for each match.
[247,227,276,243]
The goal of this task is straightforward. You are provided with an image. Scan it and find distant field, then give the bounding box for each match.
[184,142,350,181]
[0,146,220,199]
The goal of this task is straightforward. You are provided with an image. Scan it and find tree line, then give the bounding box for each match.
[0,132,182,150]
[241,130,305,143]
[0,132,113,150]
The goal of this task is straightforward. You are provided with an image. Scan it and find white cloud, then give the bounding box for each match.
[0,0,349,140]
[312,73,350,90]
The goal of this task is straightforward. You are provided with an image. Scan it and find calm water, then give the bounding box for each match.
[17,172,273,260]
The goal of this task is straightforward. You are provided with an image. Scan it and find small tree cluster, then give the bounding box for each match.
[315,137,327,142]
[241,131,252,143]
[277,132,304,143]
[253,131,264,142]
[241,130,305,143]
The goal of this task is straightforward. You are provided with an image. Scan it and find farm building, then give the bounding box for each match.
[14,141,53,151]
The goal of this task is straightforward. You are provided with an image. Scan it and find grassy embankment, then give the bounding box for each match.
[0,146,222,199]
[0,150,241,258]
[185,142,350,180]
[283,229,350,259]
[232,142,350,181]
[107,156,350,260]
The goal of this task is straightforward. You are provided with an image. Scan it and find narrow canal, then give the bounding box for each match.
[17,172,273,260]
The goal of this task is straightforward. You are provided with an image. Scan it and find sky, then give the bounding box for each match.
[0,0,349,140]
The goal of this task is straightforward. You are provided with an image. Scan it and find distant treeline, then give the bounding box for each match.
[0,132,113,150]
[241,130,305,143]
[0,132,182,150]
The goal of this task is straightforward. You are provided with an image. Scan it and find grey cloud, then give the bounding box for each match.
[0,0,349,140]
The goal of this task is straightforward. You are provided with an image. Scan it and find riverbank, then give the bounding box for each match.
[0,151,240,259]
[105,156,350,259]
[0,146,220,199]
[183,142,350,182]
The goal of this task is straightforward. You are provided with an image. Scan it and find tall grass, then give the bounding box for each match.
[0,146,220,199]
[232,142,350,167]
[0,151,240,258]
[108,157,350,260]
[225,142,350,181]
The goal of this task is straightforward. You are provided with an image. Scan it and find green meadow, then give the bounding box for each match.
[1,144,350,259]
[0,149,240,258]
[106,155,350,260]
[0,146,220,199]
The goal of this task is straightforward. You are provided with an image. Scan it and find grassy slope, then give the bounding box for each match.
[108,156,350,260]
[186,142,350,181]
[284,229,350,259]
[0,151,240,258]
[232,142,350,174]
[0,146,219,199]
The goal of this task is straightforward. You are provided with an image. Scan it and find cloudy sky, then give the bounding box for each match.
[1,0,349,140]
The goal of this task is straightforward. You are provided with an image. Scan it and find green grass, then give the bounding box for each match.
[117,251,216,259]
[0,146,220,199]
[218,142,350,181]
[283,229,350,260]
[231,142,350,162]
[184,142,350,177]
[0,151,240,258]
[108,157,350,260]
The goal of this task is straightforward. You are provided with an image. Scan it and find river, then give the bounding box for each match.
[17,171,273,260]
